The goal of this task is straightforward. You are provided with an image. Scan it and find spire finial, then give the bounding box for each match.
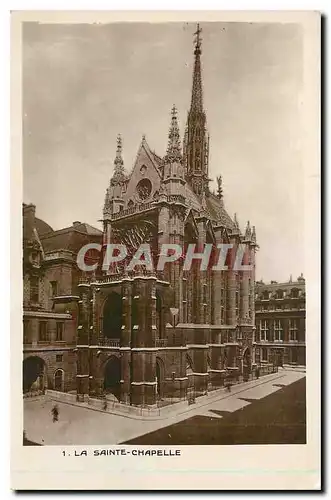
[190,24,203,113]
[164,104,182,163]
[112,134,125,181]
[194,23,202,55]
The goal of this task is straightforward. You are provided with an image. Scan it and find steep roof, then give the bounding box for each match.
[206,192,236,230]
[71,222,102,236]
[41,223,102,253]
[255,277,305,293]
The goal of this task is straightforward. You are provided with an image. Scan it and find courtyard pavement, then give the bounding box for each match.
[23,368,305,446]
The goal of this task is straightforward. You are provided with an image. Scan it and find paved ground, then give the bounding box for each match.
[23,369,305,446]
[125,377,306,445]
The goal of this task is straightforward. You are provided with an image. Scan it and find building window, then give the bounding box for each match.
[235,289,239,319]
[39,322,48,342]
[261,348,268,362]
[203,283,208,304]
[221,307,225,324]
[56,354,63,363]
[262,290,270,300]
[291,288,299,299]
[203,304,208,324]
[56,322,64,341]
[289,319,298,341]
[274,320,283,341]
[30,276,39,303]
[259,320,269,341]
[50,281,58,297]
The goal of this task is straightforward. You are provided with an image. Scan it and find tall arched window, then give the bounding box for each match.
[184,222,198,323]
[156,292,163,339]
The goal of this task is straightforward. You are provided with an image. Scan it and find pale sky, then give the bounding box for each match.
[23,21,304,283]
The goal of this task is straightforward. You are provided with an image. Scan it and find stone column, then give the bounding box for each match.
[121,279,132,347]
[241,243,250,322]
[227,238,238,325]
[158,203,171,283]
[130,277,157,406]
[76,284,90,401]
[197,219,207,325]
[120,279,132,403]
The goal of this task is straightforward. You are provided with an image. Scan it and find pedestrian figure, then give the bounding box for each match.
[51,404,59,423]
[103,399,108,411]
[256,366,260,379]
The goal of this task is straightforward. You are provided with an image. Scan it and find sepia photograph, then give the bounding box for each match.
[11,10,320,490]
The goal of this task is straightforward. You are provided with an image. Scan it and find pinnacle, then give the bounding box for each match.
[245,220,252,240]
[164,105,182,163]
[112,134,125,182]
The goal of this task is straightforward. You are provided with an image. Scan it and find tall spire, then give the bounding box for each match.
[112,134,125,182]
[164,105,182,163]
[191,23,203,113]
[184,23,209,197]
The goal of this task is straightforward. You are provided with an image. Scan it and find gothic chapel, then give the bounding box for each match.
[77,25,257,406]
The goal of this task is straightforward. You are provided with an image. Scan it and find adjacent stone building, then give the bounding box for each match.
[23,203,102,395]
[76,25,258,406]
[255,275,306,367]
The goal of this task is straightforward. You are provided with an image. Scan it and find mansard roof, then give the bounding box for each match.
[41,222,102,253]
[255,276,306,297]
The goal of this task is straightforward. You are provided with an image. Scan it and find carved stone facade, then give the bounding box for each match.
[22,203,102,395]
[255,276,306,367]
[76,26,258,407]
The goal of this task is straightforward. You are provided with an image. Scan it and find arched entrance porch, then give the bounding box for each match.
[23,356,46,394]
[54,369,64,391]
[103,356,121,401]
[243,347,252,381]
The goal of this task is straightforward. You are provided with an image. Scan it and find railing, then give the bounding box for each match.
[167,194,186,204]
[98,338,120,347]
[168,334,186,347]
[79,270,168,285]
[155,338,168,348]
[111,202,154,220]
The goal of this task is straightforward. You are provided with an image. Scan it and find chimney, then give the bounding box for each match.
[23,203,36,225]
